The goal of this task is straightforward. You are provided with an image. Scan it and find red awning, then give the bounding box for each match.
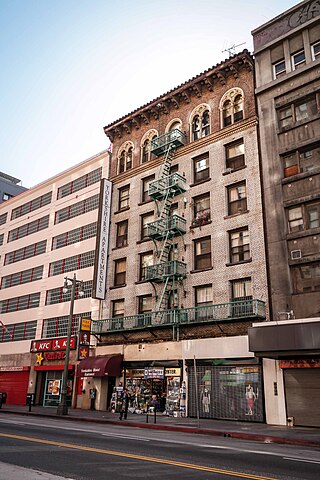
[76,354,123,378]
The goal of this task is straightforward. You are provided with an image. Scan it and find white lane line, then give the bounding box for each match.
[102,433,150,441]
[0,419,26,425]
[283,457,320,465]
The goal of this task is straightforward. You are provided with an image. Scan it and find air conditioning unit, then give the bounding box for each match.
[223,167,233,175]
[290,249,302,260]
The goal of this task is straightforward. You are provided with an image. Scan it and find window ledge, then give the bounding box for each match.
[136,238,151,244]
[226,258,252,267]
[135,280,148,285]
[224,210,249,219]
[114,207,130,215]
[138,199,154,206]
[110,284,127,290]
[190,266,213,274]
[112,245,129,251]
[190,177,211,188]
[190,220,212,229]
[223,165,247,176]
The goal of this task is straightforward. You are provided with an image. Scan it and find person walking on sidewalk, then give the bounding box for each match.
[119,389,130,420]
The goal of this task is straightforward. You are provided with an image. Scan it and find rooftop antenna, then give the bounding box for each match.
[222,42,246,57]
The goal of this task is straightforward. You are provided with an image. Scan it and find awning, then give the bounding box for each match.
[76,354,123,378]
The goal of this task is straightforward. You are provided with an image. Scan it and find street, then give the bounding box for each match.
[0,414,319,479]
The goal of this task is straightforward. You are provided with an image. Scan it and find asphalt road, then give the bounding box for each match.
[0,414,319,480]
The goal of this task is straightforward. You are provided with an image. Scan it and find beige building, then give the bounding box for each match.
[0,150,109,409]
[250,0,320,427]
[94,50,269,421]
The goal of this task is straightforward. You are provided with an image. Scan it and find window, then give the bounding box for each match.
[278,94,318,129]
[221,89,244,127]
[194,237,212,270]
[230,278,253,316]
[142,175,155,203]
[49,251,95,276]
[225,140,245,171]
[138,295,152,326]
[0,213,7,226]
[311,41,320,60]
[191,109,210,141]
[42,313,89,338]
[1,266,43,289]
[291,50,306,70]
[57,168,102,200]
[2,193,13,201]
[307,203,320,229]
[118,186,130,210]
[140,212,153,240]
[111,300,125,329]
[229,228,250,263]
[1,293,40,314]
[0,233,3,246]
[52,223,97,250]
[193,153,209,183]
[4,240,47,265]
[227,182,247,216]
[116,220,128,248]
[288,207,304,233]
[195,285,213,307]
[46,281,92,305]
[288,202,320,233]
[54,194,99,224]
[118,143,133,174]
[139,251,153,281]
[114,259,126,286]
[11,192,52,220]
[0,320,36,343]
[192,193,211,227]
[292,262,320,294]
[273,59,286,79]
[8,215,49,242]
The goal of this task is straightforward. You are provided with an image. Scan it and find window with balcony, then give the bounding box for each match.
[140,211,153,240]
[139,251,153,281]
[225,140,245,171]
[229,228,250,264]
[116,220,128,248]
[278,94,318,130]
[138,295,152,326]
[291,49,306,70]
[192,193,211,227]
[227,182,247,216]
[193,153,209,183]
[195,285,213,307]
[311,41,320,60]
[142,175,155,203]
[194,236,212,270]
[230,277,253,316]
[114,258,126,287]
[111,299,125,329]
[273,59,286,79]
[118,185,130,210]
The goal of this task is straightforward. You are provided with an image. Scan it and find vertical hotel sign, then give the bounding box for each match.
[92,178,112,299]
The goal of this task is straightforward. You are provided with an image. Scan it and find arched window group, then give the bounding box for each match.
[220,89,244,127]
[191,105,210,141]
[141,129,158,164]
[118,142,133,174]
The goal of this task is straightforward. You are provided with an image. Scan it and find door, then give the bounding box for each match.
[0,371,29,405]
[284,369,320,427]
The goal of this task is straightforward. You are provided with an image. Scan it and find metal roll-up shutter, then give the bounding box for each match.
[284,369,320,427]
[0,371,29,405]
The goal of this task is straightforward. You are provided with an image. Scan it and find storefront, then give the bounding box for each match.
[187,359,264,422]
[0,366,30,405]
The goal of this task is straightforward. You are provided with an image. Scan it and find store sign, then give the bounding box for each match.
[35,351,67,365]
[126,369,145,378]
[144,367,164,379]
[30,336,77,353]
[78,346,90,361]
[80,318,91,332]
[165,368,181,377]
[92,178,112,300]
[280,359,320,369]
[0,366,29,372]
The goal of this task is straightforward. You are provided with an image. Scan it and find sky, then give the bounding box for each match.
[0,0,298,188]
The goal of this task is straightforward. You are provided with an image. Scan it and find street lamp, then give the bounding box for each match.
[57,273,84,416]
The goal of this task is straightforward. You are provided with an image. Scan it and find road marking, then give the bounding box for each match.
[101,433,150,441]
[283,457,320,465]
[0,433,278,480]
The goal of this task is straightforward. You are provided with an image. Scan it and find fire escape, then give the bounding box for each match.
[144,129,187,316]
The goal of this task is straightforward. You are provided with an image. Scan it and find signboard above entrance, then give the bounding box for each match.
[30,336,77,353]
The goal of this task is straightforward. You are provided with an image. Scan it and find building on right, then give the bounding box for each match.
[249,1,320,427]
[0,171,27,204]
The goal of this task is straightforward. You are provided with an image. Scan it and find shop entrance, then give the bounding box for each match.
[42,371,72,407]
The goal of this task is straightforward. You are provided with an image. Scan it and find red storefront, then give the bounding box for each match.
[0,366,30,405]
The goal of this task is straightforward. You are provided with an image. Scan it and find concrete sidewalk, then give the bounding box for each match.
[1,404,320,449]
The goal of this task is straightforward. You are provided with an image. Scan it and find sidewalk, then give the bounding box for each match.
[1,404,320,449]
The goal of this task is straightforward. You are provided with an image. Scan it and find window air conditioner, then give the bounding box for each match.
[223,168,233,175]
[290,249,302,260]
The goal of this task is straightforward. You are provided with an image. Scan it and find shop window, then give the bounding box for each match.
[194,236,212,270]
[116,220,128,248]
[140,211,153,240]
[225,140,245,171]
[193,153,209,183]
[142,175,155,203]
[291,50,306,70]
[118,185,130,210]
[229,228,250,264]
[227,182,247,215]
[139,251,153,281]
[192,193,211,227]
[114,259,126,287]
[311,41,320,60]
[273,59,286,79]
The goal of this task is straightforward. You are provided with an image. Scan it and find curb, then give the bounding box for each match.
[1,409,320,449]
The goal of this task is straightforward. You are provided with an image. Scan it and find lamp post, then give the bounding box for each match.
[57,273,84,416]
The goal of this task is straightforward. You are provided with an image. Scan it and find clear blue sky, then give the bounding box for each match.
[0,0,297,187]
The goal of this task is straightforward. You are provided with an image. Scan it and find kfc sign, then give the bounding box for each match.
[30,337,77,353]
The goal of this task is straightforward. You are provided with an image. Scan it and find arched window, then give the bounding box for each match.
[166,119,182,133]
[140,129,158,164]
[117,142,134,174]
[190,105,211,142]
[220,89,244,128]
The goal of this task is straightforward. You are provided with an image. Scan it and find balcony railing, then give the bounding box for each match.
[149,172,187,199]
[150,129,187,157]
[144,260,187,282]
[146,214,186,239]
[92,299,266,334]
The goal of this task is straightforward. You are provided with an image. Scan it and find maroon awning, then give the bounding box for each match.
[76,354,123,377]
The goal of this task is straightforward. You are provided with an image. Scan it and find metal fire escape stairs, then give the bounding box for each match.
[144,129,187,318]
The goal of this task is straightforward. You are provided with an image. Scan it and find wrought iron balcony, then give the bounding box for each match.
[143,260,187,283]
[150,129,187,157]
[145,214,186,239]
[92,299,266,334]
[149,172,187,200]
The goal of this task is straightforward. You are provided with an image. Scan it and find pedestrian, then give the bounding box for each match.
[119,388,130,420]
